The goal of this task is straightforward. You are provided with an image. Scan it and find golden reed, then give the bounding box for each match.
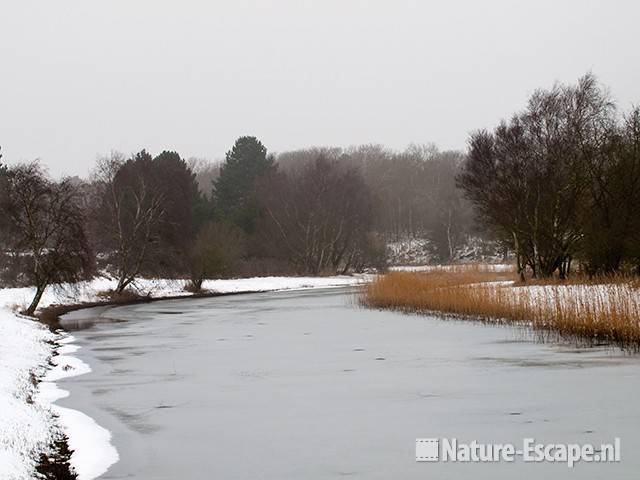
[361,266,640,350]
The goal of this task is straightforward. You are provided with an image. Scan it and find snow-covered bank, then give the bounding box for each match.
[0,310,55,480]
[0,275,369,313]
[0,274,368,480]
[34,335,118,480]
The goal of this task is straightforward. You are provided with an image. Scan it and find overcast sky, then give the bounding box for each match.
[1,0,639,177]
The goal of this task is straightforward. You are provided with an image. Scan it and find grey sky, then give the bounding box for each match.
[1,0,639,177]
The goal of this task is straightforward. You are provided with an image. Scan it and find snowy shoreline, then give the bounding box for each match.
[35,333,118,480]
[0,275,368,480]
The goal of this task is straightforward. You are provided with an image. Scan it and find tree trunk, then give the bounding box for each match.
[25,284,46,316]
[558,258,567,279]
[446,209,454,261]
[188,277,203,293]
[512,232,526,282]
[116,275,134,294]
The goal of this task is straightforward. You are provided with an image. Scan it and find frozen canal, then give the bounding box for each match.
[58,288,640,479]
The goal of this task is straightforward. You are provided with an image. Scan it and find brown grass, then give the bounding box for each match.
[361,266,640,351]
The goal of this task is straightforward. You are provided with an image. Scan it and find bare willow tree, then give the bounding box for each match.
[261,156,382,274]
[2,162,94,314]
[92,151,165,293]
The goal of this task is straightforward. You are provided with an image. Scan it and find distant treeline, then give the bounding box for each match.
[1,73,638,314]
[0,137,473,313]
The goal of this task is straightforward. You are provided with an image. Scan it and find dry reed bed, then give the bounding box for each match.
[361,269,640,350]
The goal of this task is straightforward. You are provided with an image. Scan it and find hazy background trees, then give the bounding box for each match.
[260,156,380,274]
[187,157,220,200]
[276,144,476,263]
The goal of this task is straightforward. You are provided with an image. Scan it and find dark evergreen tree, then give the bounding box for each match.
[214,136,275,233]
[152,151,199,268]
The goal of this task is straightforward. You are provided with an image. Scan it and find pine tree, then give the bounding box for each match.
[214,136,275,233]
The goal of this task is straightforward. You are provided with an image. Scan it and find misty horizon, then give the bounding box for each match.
[2,0,640,177]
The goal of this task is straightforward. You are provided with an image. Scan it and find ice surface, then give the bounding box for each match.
[0,275,367,479]
[3,274,637,479]
[57,289,640,479]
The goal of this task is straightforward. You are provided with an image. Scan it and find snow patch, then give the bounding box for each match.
[54,406,118,480]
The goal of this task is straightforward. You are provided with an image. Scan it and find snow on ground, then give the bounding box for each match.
[0,275,369,313]
[0,274,368,480]
[0,310,55,480]
[509,282,640,317]
[385,236,508,266]
[386,238,433,265]
[201,275,369,293]
[389,263,514,272]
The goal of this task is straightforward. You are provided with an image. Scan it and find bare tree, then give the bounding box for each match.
[92,152,166,293]
[459,74,619,279]
[2,162,94,314]
[261,156,381,274]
